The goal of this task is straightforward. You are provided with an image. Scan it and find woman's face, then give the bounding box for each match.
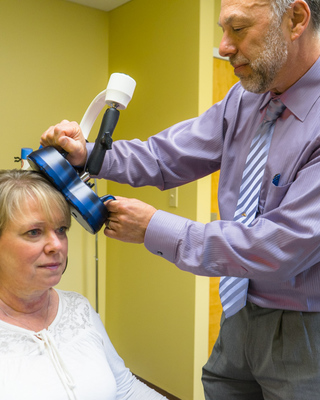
[0,198,69,298]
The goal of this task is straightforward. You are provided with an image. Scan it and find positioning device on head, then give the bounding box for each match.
[27,73,136,234]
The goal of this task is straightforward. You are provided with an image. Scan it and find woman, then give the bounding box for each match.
[0,169,167,400]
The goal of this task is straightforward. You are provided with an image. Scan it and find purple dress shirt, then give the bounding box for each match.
[92,56,320,312]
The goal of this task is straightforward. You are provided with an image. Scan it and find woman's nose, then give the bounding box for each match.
[44,232,63,253]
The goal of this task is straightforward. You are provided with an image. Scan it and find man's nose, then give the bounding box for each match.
[219,32,237,58]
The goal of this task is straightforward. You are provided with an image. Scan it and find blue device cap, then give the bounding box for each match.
[21,148,33,159]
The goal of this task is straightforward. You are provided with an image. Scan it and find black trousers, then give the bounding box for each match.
[202,302,320,400]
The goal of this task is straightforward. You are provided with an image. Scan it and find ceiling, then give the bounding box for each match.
[66,0,132,12]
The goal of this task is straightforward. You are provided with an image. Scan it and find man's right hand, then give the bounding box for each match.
[40,120,87,167]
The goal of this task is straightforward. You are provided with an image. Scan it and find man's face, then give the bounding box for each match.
[219,0,289,93]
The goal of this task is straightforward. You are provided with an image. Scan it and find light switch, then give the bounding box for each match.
[169,188,178,207]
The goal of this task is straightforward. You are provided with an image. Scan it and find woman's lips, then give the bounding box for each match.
[39,263,60,270]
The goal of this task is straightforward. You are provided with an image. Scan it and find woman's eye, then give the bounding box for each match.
[27,229,41,237]
[57,226,69,235]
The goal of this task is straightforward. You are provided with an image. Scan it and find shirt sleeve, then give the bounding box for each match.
[145,144,320,282]
[90,308,168,399]
[88,98,230,190]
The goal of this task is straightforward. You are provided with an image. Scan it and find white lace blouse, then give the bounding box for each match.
[0,289,167,400]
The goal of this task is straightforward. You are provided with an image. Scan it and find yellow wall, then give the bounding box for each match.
[1,0,214,398]
[0,0,110,316]
[213,0,223,47]
[106,0,213,398]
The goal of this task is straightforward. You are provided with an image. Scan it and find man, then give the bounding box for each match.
[41,0,320,398]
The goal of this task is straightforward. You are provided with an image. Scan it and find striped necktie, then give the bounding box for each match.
[219,98,286,318]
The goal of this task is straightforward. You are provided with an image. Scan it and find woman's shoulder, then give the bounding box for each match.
[50,290,96,343]
[55,289,91,304]
[55,289,95,319]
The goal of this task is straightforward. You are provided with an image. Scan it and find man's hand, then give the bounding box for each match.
[40,120,87,167]
[104,196,157,243]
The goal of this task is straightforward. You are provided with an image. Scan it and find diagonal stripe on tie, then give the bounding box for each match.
[219,98,286,318]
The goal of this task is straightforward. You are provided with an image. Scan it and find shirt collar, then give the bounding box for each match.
[259,56,320,121]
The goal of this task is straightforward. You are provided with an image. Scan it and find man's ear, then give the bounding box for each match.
[286,0,311,41]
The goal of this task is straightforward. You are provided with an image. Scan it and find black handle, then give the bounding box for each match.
[86,107,120,176]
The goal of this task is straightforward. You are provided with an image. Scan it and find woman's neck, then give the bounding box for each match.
[0,288,56,331]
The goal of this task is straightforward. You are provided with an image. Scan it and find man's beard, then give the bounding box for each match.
[230,21,289,93]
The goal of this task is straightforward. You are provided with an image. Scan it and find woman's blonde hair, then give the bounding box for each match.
[0,169,71,234]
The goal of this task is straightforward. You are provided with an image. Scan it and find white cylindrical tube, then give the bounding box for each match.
[105,73,136,110]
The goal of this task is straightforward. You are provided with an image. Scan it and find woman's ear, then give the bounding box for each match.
[287,0,311,41]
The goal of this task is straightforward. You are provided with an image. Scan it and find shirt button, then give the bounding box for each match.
[157,251,163,256]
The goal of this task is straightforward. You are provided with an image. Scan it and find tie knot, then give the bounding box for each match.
[264,98,286,123]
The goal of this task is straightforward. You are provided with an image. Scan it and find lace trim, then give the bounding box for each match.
[0,290,93,354]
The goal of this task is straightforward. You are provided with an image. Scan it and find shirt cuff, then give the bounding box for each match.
[144,210,188,263]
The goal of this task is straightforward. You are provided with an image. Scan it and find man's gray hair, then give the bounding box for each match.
[272,0,320,31]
